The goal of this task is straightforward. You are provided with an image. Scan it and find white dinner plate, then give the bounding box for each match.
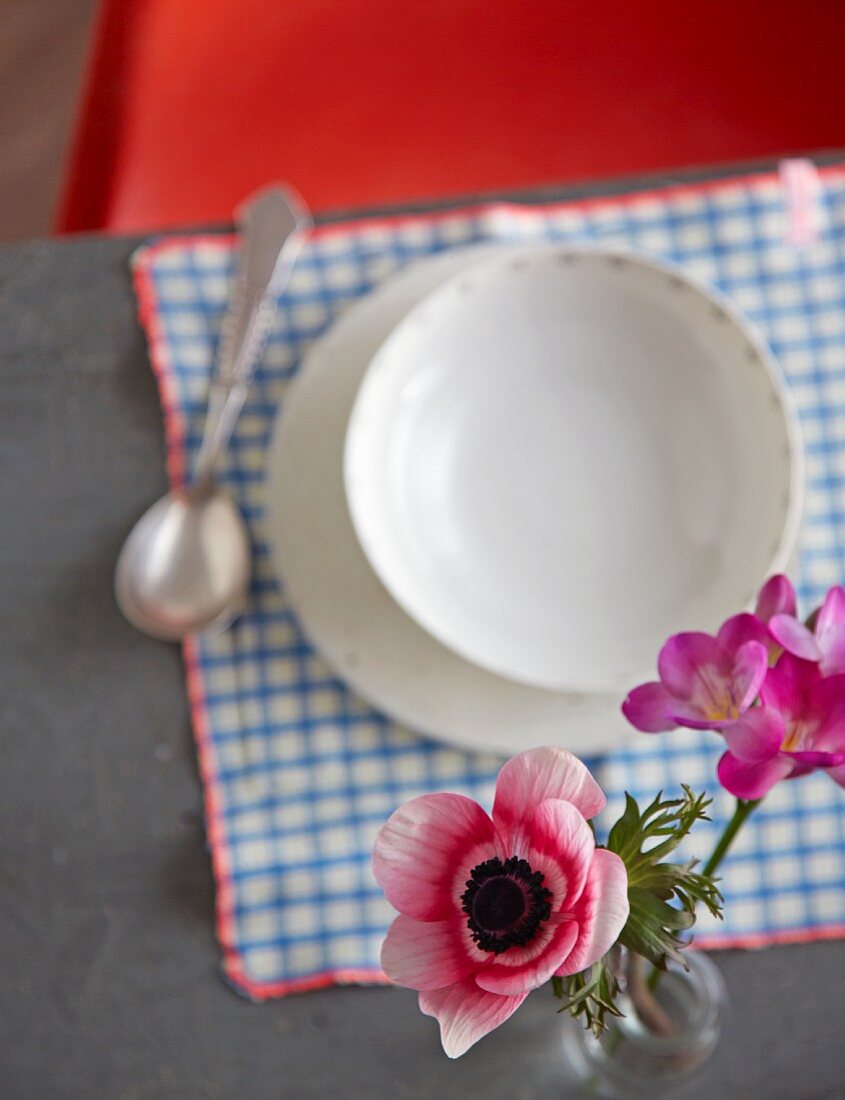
[268,246,634,755]
[267,244,802,755]
[344,245,804,694]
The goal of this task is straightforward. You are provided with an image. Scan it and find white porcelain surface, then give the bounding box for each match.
[268,246,639,756]
[344,246,804,694]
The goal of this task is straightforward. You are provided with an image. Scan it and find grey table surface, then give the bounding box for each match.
[1,165,844,1099]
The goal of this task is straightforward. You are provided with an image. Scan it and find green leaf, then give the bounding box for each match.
[555,787,724,1037]
[553,954,624,1038]
[607,792,643,861]
[604,787,723,974]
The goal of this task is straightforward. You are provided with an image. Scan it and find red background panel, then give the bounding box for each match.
[58,0,845,233]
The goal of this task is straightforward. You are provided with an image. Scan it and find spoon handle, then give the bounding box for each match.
[193,185,312,486]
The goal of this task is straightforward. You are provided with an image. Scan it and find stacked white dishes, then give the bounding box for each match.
[267,244,803,755]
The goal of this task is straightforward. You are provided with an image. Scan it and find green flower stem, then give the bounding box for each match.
[702,797,761,878]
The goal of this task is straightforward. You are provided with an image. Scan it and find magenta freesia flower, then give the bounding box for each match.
[754,573,798,623]
[769,585,845,675]
[372,748,629,1058]
[621,626,768,733]
[717,653,845,799]
[622,575,799,734]
[753,573,799,660]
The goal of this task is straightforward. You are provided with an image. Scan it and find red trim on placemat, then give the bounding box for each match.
[131,165,845,1000]
[306,162,845,245]
[132,240,192,489]
[695,923,845,952]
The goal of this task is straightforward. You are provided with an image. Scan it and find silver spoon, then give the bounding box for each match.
[115,184,312,640]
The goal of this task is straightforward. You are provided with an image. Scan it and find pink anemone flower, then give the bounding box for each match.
[769,585,845,675]
[372,747,629,1058]
[718,653,845,800]
[621,626,768,734]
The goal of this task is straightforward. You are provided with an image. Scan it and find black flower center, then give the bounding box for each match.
[461,856,553,955]
[472,876,526,931]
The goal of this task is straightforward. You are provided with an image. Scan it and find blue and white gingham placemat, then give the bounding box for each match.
[134,167,845,999]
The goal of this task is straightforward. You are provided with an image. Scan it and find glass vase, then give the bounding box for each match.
[561,950,727,1098]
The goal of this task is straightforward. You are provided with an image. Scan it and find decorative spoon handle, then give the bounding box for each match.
[193,184,312,487]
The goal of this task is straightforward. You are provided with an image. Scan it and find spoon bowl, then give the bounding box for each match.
[115,486,251,640]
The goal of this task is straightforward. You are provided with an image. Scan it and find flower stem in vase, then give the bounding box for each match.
[645,796,761,994]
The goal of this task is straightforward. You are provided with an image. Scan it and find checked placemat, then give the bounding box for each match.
[133,165,845,1000]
